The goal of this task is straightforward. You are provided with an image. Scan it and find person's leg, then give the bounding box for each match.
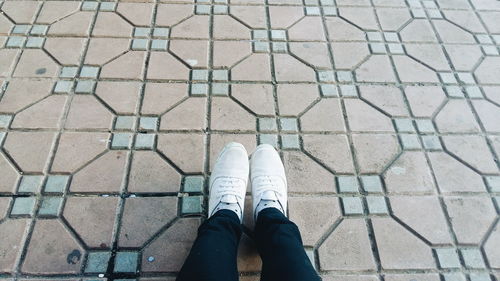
[176,209,242,281]
[255,207,321,281]
[177,142,249,281]
[249,144,321,281]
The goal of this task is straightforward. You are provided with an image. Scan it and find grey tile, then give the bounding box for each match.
[134,27,150,37]
[115,116,136,131]
[439,72,458,84]
[485,176,500,192]
[6,36,26,48]
[0,115,12,128]
[367,32,383,41]
[81,1,99,10]
[383,32,399,42]
[18,175,43,193]
[370,43,387,54]
[254,42,270,52]
[139,117,158,131]
[192,69,209,81]
[26,37,45,48]
[44,175,70,193]
[132,39,148,50]
[436,248,461,268]
[80,66,100,78]
[323,7,337,16]
[461,248,486,269]
[183,176,204,193]
[446,86,465,98]
[182,196,203,214]
[400,134,421,150]
[75,80,96,94]
[211,83,229,96]
[259,118,277,132]
[190,84,208,96]
[212,70,229,81]
[135,134,156,150]
[366,196,388,214]
[272,42,287,53]
[38,197,63,216]
[111,133,133,149]
[99,2,116,11]
[85,252,111,273]
[320,84,338,97]
[336,71,353,82]
[196,5,211,14]
[60,66,79,78]
[280,118,298,132]
[394,118,415,132]
[54,80,73,94]
[443,273,466,281]
[259,134,278,148]
[252,30,268,40]
[281,135,300,150]
[465,86,483,99]
[153,28,169,38]
[388,43,404,54]
[151,39,168,51]
[11,197,37,216]
[469,273,492,281]
[306,6,321,15]
[360,176,383,193]
[30,25,48,35]
[213,5,228,14]
[341,197,363,215]
[271,30,287,41]
[422,135,442,150]
[339,85,357,97]
[337,176,359,193]
[114,252,139,273]
[318,71,335,82]
[415,119,435,133]
[12,25,30,34]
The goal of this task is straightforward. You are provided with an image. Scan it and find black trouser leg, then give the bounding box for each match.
[255,207,321,281]
[176,210,242,281]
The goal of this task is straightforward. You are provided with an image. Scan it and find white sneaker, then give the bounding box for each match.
[208,142,249,222]
[250,144,288,221]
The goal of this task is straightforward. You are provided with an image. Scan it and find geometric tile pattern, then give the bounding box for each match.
[0,0,499,280]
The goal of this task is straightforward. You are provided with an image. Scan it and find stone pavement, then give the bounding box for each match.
[0,0,499,279]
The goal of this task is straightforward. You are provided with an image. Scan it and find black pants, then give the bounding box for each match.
[176,208,321,281]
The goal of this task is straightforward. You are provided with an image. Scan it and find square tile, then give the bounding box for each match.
[457,72,475,84]
[461,248,486,269]
[134,27,150,37]
[75,80,96,94]
[415,119,435,133]
[469,273,492,281]
[85,252,111,273]
[254,42,270,52]
[139,117,158,131]
[99,2,116,11]
[280,118,298,132]
[428,9,443,18]
[341,197,363,215]
[337,176,359,193]
[360,176,383,193]
[411,8,427,18]
[132,39,149,50]
[0,115,12,128]
[11,197,37,216]
[135,134,156,149]
[192,69,209,81]
[400,134,421,150]
[30,25,48,35]
[336,71,353,82]
[384,32,399,42]
[367,32,383,41]
[394,118,415,132]
[182,196,203,214]
[340,85,357,97]
[439,72,458,84]
[320,84,338,97]
[54,80,73,94]
[212,70,229,81]
[436,248,461,268]
[485,176,500,192]
[44,175,70,193]
[60,67,78,78]
[213,5,228,14]
[446,86,465,98]
[153,28,169,38]
[114,252,139,273]
[211,83,229,96]
[183,176,204,193]
[190,83,208,96]
[18,175,43,193]
[476,34,492,44]
[366,196,388,214]
[252,30,268,40]
[259,134,278,148]
[370,43,387,54]
[196,5,211,15]
[12,25,30,34]
[281,135,300,150]
[26,37,45,48]
[115,116,136,130]
[259,117,277,132]
[111,133,133,149]
[423,0,437,8]
[422,135,442,150]
[6,36,26,48]
[306,7,321,15]
[151,40,168,51]
[318,71,335,82]
[443,273,466,281]
[271,30,287,41]
[81,1,99,10]
[465,86,483,99]
[272,42,287,53]
[388,43,404,54]
[38,197,63,216]
[482,45,499,55]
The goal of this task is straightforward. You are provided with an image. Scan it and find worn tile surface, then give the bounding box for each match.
[0,0,499,279]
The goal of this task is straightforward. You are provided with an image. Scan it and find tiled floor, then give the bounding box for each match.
[0,0,499,280]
